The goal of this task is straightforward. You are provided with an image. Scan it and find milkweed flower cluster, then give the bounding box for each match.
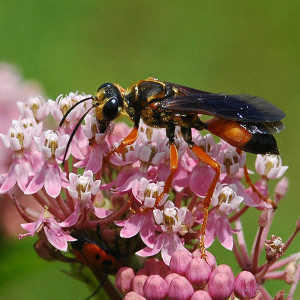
[0,86,299,300]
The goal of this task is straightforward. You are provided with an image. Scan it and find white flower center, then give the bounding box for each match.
[218,186,235,205]
[77,176,91,195]
[10,124,24,148]
[44,130,59,155]
[264,155,279,176]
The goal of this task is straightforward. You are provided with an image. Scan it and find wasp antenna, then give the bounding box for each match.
[62,104,97,166]
[59,96,94,127]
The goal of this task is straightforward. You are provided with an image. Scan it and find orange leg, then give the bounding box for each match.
[235,149,277,210]
[190,144,221,258]
[243,164,277,209]
[155,143,178,206]
[111,126,139,155]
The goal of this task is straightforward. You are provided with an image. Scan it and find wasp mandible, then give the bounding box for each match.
[60,77,285,254]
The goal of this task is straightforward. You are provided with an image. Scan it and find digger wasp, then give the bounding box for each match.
[60,77,285,255]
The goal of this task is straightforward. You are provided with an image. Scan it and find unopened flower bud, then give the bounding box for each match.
[275,177,289,198]
[115,267,135,294]
[132,275,148,297]
[190,290,212,300]
[234,271,258,299]
[169,250,192,275]
[165,273,181,285]
[168,275,194,300]
[208,265,235,299]
[258,208,269,228]
[285,261,297,284]
[149,260,170,278]
[124,291,146,300]
[185,258,212,288]
[143,275,169,300]
[192,250,217,270]
[274,290,285,300]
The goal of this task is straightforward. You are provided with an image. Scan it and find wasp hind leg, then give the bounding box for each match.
[155,124,178,206]
[181,127,221,259]
[236,149,277,210]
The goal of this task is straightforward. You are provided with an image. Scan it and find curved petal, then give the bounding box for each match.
[93,207,114,219]
[25,165,47,194]
[161,233,187,265]
[120,214,143,238]
[136,233,164,257]
[140,211,155,248]
[190,165,214,197]
[217,216,233,250]
[44,164,61,197]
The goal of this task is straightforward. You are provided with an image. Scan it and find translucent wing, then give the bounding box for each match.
[160,94,285,123]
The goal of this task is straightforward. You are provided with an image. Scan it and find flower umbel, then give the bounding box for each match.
[0,85,298,300]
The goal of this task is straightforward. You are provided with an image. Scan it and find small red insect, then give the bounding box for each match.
[71,231,122,274]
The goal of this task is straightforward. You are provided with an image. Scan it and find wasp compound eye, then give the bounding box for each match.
[102,97,119,121]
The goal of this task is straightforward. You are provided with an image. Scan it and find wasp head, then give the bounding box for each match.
[94,83,124,133]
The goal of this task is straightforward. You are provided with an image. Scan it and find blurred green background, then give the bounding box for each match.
[0,1,299,299]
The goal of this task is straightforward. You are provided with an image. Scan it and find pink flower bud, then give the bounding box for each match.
[168,276,194,300]
[274,290,285,300]
[136,268,149,276]
[143,275,169,300]
[185,258,212,288]
[192,250,217,270]
[132,275,148,297]
[190,290,212,300]
[169,249,192,275]
[165,273,181,285]
[115,267,135,294]
[258,208,269,227]
[275,177,288,198]
[208,265,235,299]
[143,258,159,274]
[234,271,258,299]
[124,291,146,300]
[149,260,170,278]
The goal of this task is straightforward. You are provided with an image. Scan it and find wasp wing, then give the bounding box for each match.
[239,121,285,134]
[164,82,212,95]
[160,94,285,123]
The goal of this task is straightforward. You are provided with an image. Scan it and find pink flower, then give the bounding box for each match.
[74,114,110,173]
[65,170,110,222]
[153,201,194,235]
[218,142,246,176]
[255,154,288,179]
[0,120,35,192]
[0,120,33,152]
[17,95,49,122]
[19,209,76,251]
[25,130,69,197]
[0,157,33,192]
[67,170,101,204]
[119,179,164,247]
[205,184,244,250]
[136,201,193,265]
[50,92,91,159]
[211,184,244,214]
[34,130,69,160]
